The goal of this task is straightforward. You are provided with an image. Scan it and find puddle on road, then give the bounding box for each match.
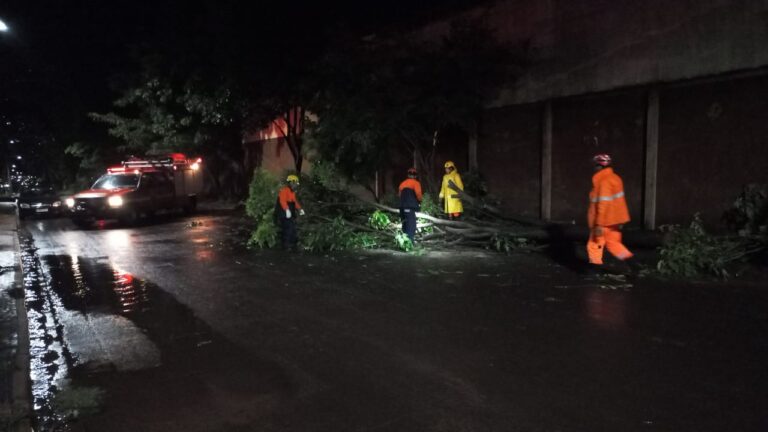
[21,234,74,430]
[43,255,151,316]
[19,231,290,431]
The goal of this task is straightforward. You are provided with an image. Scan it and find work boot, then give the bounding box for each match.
[584,263,604,276]
[623,257,642,278]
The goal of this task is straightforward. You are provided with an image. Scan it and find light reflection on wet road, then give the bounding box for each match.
[17,212,768,431]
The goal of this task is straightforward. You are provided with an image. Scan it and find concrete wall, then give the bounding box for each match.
[657,74,768,226]
[476,72,768,228]
[550,91,645,225]
[478,103,542,218]
[424,0,768,105]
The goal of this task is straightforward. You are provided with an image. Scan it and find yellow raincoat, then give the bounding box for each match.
[439,170,464,215]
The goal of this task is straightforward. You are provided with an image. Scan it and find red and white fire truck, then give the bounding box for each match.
[66,153,203,227]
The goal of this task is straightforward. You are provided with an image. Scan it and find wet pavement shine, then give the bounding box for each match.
[15,211,768,431]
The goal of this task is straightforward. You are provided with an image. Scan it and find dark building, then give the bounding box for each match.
[423,0,768,228]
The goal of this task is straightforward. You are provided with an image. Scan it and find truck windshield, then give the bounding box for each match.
[92,174,140,190]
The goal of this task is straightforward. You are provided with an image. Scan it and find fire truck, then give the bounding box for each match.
[66,153,203,227]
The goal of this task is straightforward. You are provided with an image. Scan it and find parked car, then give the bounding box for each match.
[16,187,64,219]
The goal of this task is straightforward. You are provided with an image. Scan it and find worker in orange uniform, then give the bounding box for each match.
[275,174,305,251]
[587,154,639,273]
[398,168,423,242]
[439,161,464,219]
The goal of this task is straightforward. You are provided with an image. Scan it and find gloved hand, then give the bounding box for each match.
[285,209,292,219]
[299,209,306,216]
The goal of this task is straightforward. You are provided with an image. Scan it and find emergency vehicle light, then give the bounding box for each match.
[118,153,201,172]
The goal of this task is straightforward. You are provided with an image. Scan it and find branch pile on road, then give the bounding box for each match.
[657,214,765,279]
[657,185,768,278]
[244,164,547,253]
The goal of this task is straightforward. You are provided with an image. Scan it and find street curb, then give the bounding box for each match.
[11,222,31,432]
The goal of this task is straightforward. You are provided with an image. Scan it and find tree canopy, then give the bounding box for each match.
[308,19,523,192]
[81,16,521,197]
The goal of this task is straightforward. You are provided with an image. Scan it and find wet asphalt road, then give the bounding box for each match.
[15,209,768,431]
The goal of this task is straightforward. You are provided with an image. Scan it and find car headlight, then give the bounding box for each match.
[52,201,62,207]
[19,203,30,209]
[65,198,75,208]
[107,195,124,208]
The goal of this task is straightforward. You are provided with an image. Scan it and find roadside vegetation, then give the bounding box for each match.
[657,184,767,278]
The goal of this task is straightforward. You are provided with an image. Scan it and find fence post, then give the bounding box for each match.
[541,101,553,221]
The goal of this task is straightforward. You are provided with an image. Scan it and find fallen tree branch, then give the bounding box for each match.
[446,180,547,227]
[370,201,557,241]
[308,215,379,234]
[327,195,664,248]
[369,202,477,228]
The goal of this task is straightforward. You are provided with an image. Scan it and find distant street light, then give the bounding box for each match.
[0,18,9,33]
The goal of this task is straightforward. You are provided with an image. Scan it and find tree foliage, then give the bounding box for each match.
[244,169,281,249]
[722,184,768,236]
[657,214,765,279]
[91,75,239,153]
[308,19,523,191]
[245,169,280,221]
[88,58,249,196]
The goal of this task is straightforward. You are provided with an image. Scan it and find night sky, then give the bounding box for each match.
[1,0,486,116]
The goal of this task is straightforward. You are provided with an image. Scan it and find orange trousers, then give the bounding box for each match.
[587,225,633,265]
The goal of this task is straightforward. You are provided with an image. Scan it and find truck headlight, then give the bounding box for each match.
[52,201,62,207]
[107,195,124,208]
[65,198,75,208]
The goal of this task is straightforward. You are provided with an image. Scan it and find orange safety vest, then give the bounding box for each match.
[587,167,630,228]
[398,178,423,200]
[278,186,302,211]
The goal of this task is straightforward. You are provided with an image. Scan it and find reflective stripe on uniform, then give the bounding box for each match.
[590,191,625,203]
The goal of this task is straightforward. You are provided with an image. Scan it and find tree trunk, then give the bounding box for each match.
[414,144,438,194]
[282,108,304,174]
[294,137,303,173]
